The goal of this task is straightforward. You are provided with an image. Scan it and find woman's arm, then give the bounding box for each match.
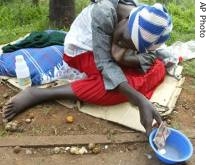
[117,82,162,137]
[111,18,141,68]
[112,44,140,68]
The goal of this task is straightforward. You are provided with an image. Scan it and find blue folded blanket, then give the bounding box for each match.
[0,45,66,85]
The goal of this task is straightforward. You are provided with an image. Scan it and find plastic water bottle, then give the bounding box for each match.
[15,55,32,89]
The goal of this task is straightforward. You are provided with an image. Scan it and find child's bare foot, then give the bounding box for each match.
[1,85,76,122]
[2,87,36,122]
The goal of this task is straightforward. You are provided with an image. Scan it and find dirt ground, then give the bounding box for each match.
[0,76,195,165]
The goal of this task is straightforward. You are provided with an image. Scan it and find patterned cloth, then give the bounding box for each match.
[119,0,137,6]
[0,45,86,85]
[128,3,173,53]
[91,0,137,6]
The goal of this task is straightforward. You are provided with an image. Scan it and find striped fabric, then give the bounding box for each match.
[91,0,137,6]
[128,3,173,53]
[0,45,83,85]
[119,0,137,6]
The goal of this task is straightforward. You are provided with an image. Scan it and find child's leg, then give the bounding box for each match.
[2,51,95,122]
[2,85,77,122]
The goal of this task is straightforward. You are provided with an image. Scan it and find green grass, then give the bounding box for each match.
[182,60,195,78]
[0,127,8,137]
[0,0,195,78]
[0,0,49,44]
[166,1,195,45]
[166,0,195,78]
[75,0,89,14]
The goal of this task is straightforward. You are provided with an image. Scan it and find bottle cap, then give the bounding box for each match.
[15,55,24,62]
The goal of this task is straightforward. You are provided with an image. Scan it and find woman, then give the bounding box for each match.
[2,0,172,137]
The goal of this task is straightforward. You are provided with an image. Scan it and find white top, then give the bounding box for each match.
[64,4,94,57]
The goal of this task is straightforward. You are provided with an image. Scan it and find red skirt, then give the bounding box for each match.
[63,52,165,105]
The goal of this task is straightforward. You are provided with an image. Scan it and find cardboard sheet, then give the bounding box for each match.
[75,76,184,132]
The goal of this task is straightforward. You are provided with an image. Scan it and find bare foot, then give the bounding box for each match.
[2,87,40,122]
[1,85,76,122]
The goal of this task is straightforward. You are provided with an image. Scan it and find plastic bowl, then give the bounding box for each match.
[149,128,193,164]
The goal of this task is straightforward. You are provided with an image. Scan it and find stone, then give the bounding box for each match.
[173,110,178,114]
[144,153,152,159]
[5,124,12,131]
[13,146,21,154]
[54,147,60,154]
[65,147,71,152]
[92,146,101,154]
[127,145,137,151]
[88,143,96,150]
[104,145,108,150]
[5,121,18,132]
[70,146,80,155]
[3,93,9,98]
[78,147,88,155]
[25,119,32,124]
[25,149,33,155]
[102,128,108,134]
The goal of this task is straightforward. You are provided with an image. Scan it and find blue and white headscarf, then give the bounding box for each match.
[128,3,173,53]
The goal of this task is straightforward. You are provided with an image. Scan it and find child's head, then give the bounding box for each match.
[128,3,173,53]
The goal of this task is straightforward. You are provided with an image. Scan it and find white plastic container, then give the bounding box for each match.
[15,55,32,89]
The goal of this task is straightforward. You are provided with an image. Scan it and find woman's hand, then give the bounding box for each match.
[117,82,162,138]
[139,101,162,137]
